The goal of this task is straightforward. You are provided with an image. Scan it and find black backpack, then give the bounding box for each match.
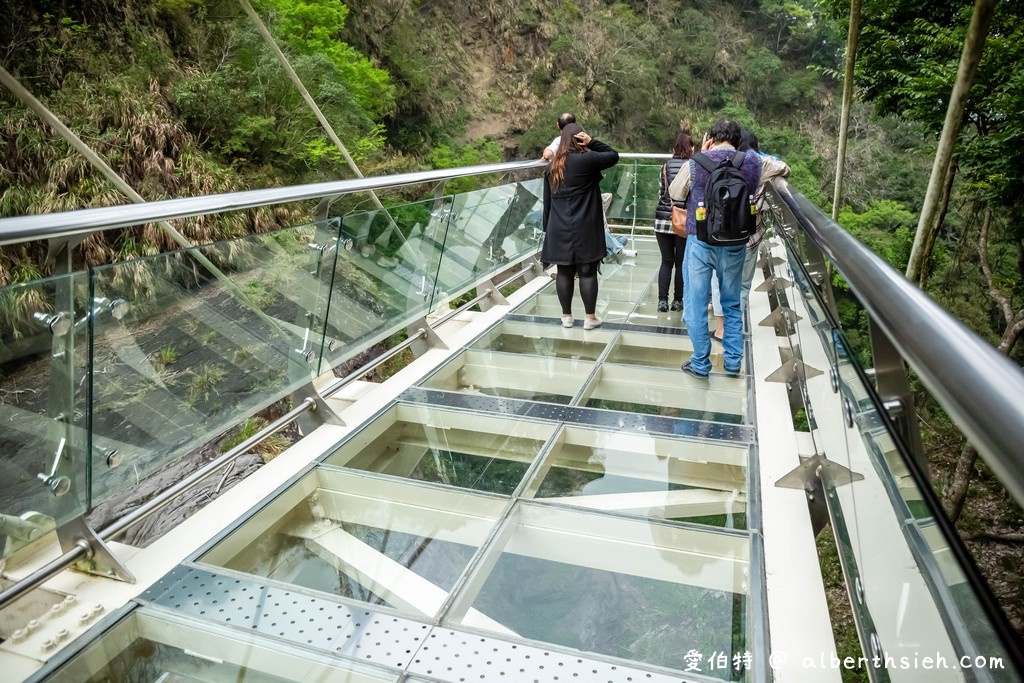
[692,151,755,246]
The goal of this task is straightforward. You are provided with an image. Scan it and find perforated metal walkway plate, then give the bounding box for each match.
[141,565,705,683]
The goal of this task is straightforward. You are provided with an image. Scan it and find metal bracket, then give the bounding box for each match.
[478,279,510,312]
[765,354,823,384]
[407,317,448,358]
[56,516,135,584]
[756,254,786,268]
[755,275,792,292]
[775,454,864,536]
[291,382,346,433]
[758,306,802,336]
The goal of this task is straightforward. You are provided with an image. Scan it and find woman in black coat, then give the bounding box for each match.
[541,122,619,330]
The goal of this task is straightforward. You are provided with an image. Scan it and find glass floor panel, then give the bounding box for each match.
[469,319,614,360]
[419,349,594,404]
[321,404,556,495]
[447,503,749,679]
[527,425,747,528]
[46,610,398,682]
[200,469,505,620]
[582,364,749,424]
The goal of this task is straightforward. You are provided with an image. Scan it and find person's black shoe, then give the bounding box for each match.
[657,300,669,313]
[681,361,709,380]
[670,300,683,312]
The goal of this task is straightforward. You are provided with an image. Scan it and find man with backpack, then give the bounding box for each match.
[669,118,761,379]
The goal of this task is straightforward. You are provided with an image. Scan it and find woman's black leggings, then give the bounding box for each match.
[656,233,686,302]
[556,261,600,315]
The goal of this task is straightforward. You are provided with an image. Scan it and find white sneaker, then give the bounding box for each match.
[621,248,637,258]
[583,317,602,330]
[561,315,574,328]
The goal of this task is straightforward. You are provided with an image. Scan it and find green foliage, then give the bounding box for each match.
[256,0,394,119]
[837,200,916,273]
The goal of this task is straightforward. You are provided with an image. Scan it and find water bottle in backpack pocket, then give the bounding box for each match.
[693,151,756,246]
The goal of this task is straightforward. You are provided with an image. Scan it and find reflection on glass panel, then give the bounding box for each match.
[420,349,594,405]
[529,426,747,529]
[326,201,448,370]
[89,227,319,505]
[433,182,544,310]
[0,273,88,560]
[470,320,611,361]
[323,404,555,495]
[600,163,660,231]
[452,504,748,680]
[47,610,397,682]
[584,364,748,424]
[202,469,504,620]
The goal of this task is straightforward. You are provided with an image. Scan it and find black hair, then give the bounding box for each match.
[707,118,742,147]
[557,112,576,130]
[739,128,760,152]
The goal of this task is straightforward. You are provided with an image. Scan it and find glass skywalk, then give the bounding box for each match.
[4,159,1023,683]
[191,236,758,681]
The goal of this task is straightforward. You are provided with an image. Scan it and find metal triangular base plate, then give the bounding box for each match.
[755,275,792,292]
[766,355,823,384]
[757,254,786,268]
[776,454,863,491]
[57,516,135,583]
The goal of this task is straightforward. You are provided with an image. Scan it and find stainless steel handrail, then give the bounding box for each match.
[0,160,546,247]
[774,185,1024,509]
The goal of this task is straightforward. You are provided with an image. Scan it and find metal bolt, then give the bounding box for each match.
[844,397,855,428]
[33,312,70,337]
[37,473,71,497]
[56,629,69,642]
[829,366,839,393]
[11,629,27,644]
[41,639,56,653]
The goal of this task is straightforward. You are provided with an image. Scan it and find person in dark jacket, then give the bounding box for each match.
[653,131,694,312]
[541,122,619,330]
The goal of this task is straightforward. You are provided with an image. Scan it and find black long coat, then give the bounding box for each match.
[541,139,619,265]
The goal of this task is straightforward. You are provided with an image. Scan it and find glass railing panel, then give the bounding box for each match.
[200,468,505,621]
[444,502,750,679]
[419,349,595,405]
[44,608,400,682]
[0,273,88,558]
[321,403,556,495]
[601,162,661,232]
[526,425,747,529]
[88,227,321,506]
[780,233,1021,681]
[326,198,452,370]
[429,180,544,312]
[428,184,525,310]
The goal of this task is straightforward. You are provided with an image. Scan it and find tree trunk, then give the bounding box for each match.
[918,155,958,288]
[944,208,1024,523]
[944,444,978,523]
[905,0,995,284]
[831,0,862,220]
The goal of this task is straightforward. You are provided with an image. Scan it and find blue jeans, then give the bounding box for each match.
[605,230,628,255]
[741,246,758,311]
[683,239,745,375]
